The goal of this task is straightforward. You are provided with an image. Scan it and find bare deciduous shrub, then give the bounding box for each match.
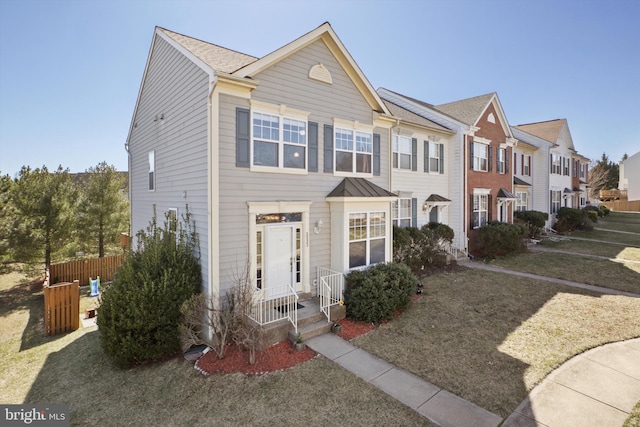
[179,259,262,364]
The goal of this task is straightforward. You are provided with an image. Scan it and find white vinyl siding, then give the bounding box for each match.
[216,38,390,293]
[128,34,210,291]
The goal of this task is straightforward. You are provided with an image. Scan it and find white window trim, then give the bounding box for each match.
[247,201,312,295]
[148,150,155,191]
[392,198,412,227]
[473,142,489,172]
[428,141,441,174]
[348,211,386,270]
[524,154,531,176]
[250,101,311,175]
[497,148,506,174]
[472,193,488,229]
[515,192,528,211]
[333,118,374,177]
[393,134,412,171]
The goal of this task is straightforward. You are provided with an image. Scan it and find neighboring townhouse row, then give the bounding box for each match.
[125,23,592,333]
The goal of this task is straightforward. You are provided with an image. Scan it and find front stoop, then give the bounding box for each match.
[258,296,346,349]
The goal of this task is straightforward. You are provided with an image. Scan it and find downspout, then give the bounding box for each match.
[205,74,218,343]
[463,131,469,253]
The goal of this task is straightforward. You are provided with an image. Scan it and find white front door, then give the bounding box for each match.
[265,225,295,299]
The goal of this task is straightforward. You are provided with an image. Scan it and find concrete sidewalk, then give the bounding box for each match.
[503,338,640,426]
[306,333,502,427]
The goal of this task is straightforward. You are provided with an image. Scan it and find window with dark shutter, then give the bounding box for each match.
[308,122,318,172]
[373,133,381,176]
[236,107,250,168]
[324,124,333,173]
[411,138,417,171]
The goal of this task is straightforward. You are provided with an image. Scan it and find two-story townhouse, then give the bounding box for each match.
[377,88,469,254]
[514,119,579,216]
[510,126,554,219]
[432,93,518,253]
[126,23,397,341]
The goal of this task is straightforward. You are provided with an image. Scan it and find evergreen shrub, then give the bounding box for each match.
[98,208,201,368]
[343,262,416,324]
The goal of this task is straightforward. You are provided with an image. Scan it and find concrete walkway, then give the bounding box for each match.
[306,333,503,427]
[503,338,640,427]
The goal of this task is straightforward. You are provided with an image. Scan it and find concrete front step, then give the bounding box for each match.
[288,320,332,343]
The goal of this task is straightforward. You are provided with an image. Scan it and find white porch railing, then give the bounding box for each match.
[248,284,298,334]
[443,236,467,258]
[317,267,344,323]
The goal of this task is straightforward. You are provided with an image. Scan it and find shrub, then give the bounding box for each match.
[393,223,454,273]
[474,222,526,258]
[584,204,602,217]
[553,207,593,233]
[584,209,598,223]
[599,205,611,216]
[514,210,549,239]
[98,207,201,368]
[343,262,416,324]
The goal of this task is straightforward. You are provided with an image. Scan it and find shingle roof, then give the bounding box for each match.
[514,176,531,186]
[159,28,258,73]
[425,194,451,202]
[514,119,566,144]
[327,178,396,198]
[382,100,451,133]
[433,93,495,126]
[497,188,516,199]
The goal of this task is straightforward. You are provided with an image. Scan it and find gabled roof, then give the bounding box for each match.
[232,22,391,115]
[425,194,451,202]
[514,119,567,145]
[511,126,555,151]
[497,188,517,199]
[159,28,258,73]
[382,100,452,133]
[434,93,496,126]
[327,178,396,198]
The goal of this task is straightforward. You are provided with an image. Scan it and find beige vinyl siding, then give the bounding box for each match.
[128,35,210,289]
[216,39,389,293]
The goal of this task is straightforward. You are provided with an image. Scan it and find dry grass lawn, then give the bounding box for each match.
[569,228,640,246]
[539,238,640,261]
[0,271,434,426]
[489,251,640,294]
[353,268,640,418]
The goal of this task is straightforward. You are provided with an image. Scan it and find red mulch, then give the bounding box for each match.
[336,318,375,340]
[194,296,425,376]
[196,341,315,376]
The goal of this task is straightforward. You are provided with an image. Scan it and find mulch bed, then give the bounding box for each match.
[194,317,379,376]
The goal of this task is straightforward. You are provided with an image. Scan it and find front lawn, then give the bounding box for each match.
[0,271,433,426]
[569,229,640,246]
[488,251,640,294]
[353,268,640,418]
[539,238,640,261]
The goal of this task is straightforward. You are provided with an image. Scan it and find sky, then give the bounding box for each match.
[1,0,638,178]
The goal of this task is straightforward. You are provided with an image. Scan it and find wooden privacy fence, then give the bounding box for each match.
[49,254,123,285]
[43,272,80,336]
[601,200,640,212]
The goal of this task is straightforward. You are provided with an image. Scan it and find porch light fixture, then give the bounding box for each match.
[314,220,323,234]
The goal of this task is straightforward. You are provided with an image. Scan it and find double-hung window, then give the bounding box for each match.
[392,199,412,228]
[349,212,386,269]
[497,148,506,174]
[252,106,308,171]
[515,192,528,212]
[429,142,441,172]
[551,190,561,214]
[551,154,561,175]
[523,155,530,176]
[148,151,155,191]
[563,157,570,176]
[472,193,488,228]
[336,128,372,174]
[473,142,488,171]
[393,135,412,170]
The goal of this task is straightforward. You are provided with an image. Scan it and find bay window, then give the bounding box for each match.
[349,211,386,268]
